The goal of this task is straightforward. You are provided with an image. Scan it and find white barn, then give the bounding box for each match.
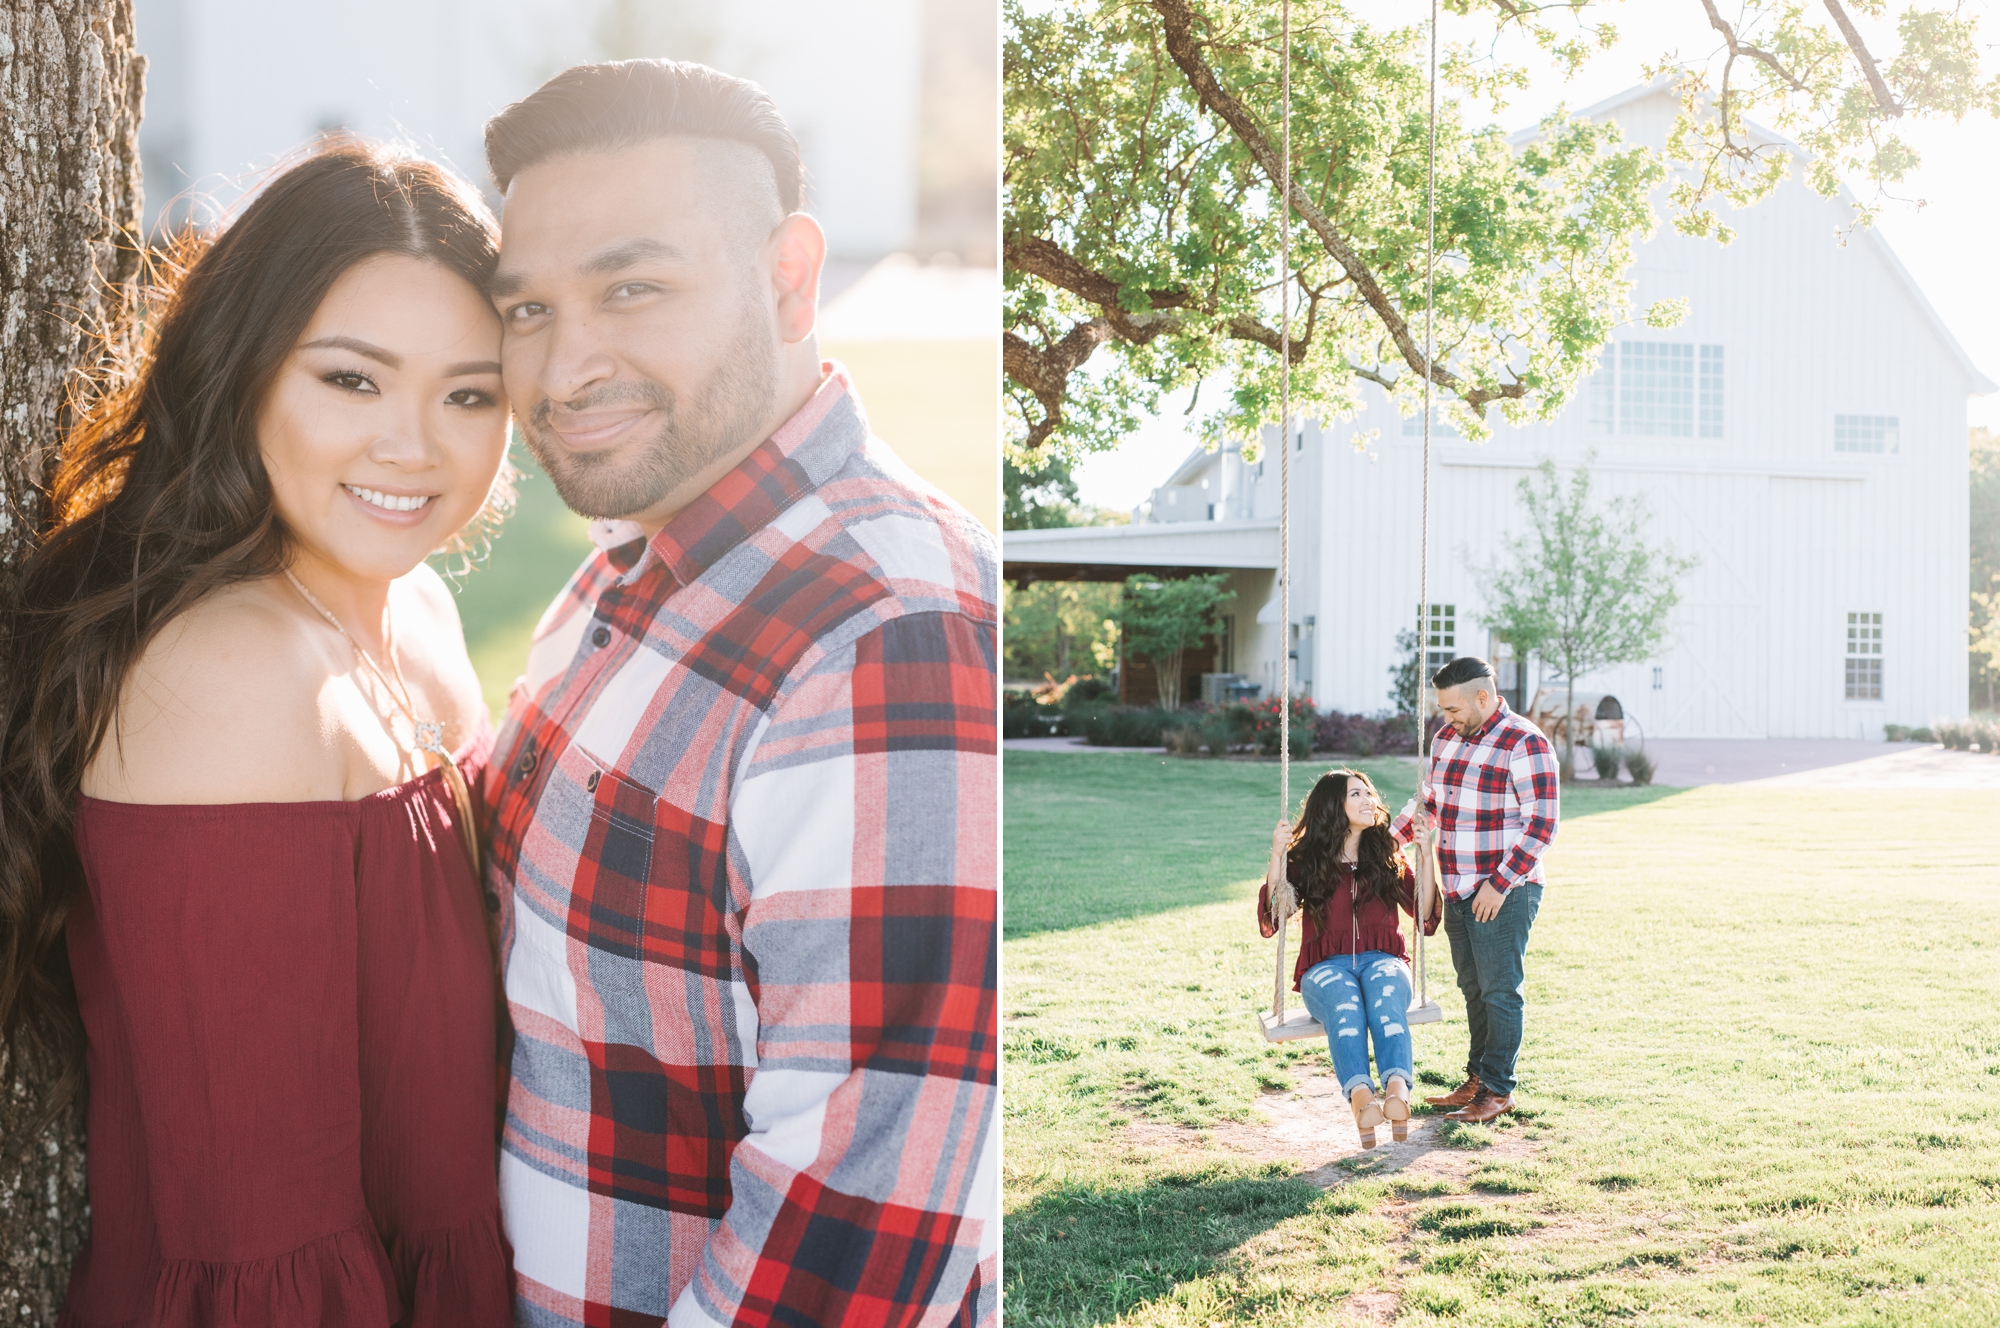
[1005,84,1988,739]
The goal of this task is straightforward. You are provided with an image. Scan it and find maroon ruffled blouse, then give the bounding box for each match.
[59,729,511,1327]
[1257,856,1417,992]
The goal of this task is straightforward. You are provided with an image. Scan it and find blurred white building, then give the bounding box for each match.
[133,0,924,261]
[1005,84,1989,739]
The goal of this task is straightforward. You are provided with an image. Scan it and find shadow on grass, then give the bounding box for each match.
[1004,750,1688,939]
[1002,1163,1355,1326]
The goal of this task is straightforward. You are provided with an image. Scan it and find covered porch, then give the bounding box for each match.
[1004,521,1281,706]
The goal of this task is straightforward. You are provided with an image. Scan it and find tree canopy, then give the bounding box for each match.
[1005,0,2000,460]
[1971,427,2000,709]
[1113,572,1236,709]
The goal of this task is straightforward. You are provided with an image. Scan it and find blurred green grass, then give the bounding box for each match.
[433,441,592,717]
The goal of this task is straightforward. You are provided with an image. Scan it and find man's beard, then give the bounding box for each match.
[520,295,780,522]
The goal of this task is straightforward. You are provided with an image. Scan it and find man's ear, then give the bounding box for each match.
[768,213,826,345]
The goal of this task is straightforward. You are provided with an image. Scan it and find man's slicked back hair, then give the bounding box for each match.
[484,59,803,211]
[1432,656,1497,692]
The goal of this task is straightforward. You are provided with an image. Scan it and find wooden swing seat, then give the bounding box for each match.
[1256,998,1443,1043]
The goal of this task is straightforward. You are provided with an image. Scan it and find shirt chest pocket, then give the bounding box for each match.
[553,744,658,961]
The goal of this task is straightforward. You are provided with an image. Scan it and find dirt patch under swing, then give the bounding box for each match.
[1117,1067,1538,1187]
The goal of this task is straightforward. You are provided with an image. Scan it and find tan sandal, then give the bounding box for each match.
[1382,1078,1412,1142]
[1350,1085,1384,1149]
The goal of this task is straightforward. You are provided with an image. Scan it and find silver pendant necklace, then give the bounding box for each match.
[282,568,480,872]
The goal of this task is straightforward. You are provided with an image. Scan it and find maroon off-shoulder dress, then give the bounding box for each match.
[59,728,512,1327]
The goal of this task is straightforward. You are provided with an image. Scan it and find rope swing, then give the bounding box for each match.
[1258,0,1445,1042]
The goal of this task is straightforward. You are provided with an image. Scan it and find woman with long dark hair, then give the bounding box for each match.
[0,141,513,1322]
[1258,768,1432,1148]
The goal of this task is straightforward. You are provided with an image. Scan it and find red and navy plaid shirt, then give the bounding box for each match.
[482,366,998,1328]
[1390,699,1560,898]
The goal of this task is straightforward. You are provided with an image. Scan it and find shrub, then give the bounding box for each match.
[1163,711,1246,758]
[1060,676,1116,711]
[1072,704,1180,748]
[1884,723,1908,742]
[1003,692,1065,740]
[1214,705,1258,752]
[1314,709,1425,756]
[1249,695,1318,757]
[1937,720,1970,751]
[1624,748,1656,786]
[1911,726,1936,743]
[1972,718,2000,754]
[1588,742,1622,781]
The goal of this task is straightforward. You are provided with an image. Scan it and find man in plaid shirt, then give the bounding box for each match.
[1390,656,1559,1124]
[478,62,996,1326]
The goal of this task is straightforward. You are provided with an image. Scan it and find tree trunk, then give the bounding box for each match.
[0,2,144,1318]
[1159,647,1184,710]
[1562,670,1578,783]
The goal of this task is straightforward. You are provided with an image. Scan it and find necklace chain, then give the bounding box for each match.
[282,569,450,763]
[279,568,484,891]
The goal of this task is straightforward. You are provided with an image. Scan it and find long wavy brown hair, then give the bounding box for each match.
[1287,768,1405,916]
[0,140,501,1124]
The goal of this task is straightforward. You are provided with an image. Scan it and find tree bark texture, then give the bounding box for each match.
[0,1,143,1318]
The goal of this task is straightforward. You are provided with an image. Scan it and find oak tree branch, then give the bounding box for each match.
[1147,0,1524,412]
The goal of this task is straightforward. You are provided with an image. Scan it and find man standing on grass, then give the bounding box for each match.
[479,60,997,1327]
[1391,655,1559,1124]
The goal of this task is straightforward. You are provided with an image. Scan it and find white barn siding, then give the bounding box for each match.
[1008,86,1983,738]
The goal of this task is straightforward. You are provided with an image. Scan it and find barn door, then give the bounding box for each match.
[1648,477,1769,738]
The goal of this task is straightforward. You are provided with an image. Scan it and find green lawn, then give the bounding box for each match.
[1003,751,2000,1326]
[432,442,593,715]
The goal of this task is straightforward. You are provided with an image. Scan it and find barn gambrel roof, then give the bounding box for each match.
[1519,81,1995,393]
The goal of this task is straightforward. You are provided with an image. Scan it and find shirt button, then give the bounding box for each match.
[516,746,538,779]
[585,769,601,792]
[591,625,612,648]
[484,889,501,914]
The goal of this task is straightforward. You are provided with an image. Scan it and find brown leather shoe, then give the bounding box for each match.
[1445,1091,1515,1123]
[1424,1076,1481,1108]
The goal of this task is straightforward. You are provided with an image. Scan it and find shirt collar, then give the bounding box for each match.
[1465,696,1511,742]
[589,363,867,584]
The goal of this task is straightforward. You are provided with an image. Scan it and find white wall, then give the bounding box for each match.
[133,0,922,260]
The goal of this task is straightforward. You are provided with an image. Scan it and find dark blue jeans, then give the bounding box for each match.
[1441,883,1542,1097]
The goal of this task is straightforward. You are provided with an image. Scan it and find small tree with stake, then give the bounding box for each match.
[1471,457,1696,779]
[1113,573,1234,711]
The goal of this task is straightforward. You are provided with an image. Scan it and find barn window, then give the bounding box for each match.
[1595,341,1725,437]
[1845,612,1883,701]
[1423,603,1456,670]
[1834,415,1899,453]
[1699,345,1724,437]
[1588,349,1617,432]
[1621,342,1694,436]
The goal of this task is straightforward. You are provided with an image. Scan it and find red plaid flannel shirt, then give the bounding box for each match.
[1390,700,1560,898]
[483,367,998,1327]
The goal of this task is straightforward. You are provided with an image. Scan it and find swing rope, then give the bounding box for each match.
[1415,0,1440,1016]
[1269,0,1294,1022]
[1269,0,1441,1025]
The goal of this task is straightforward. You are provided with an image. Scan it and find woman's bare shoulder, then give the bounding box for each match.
[399,561,464,630]
[393,563,487,736]
[82,580,347,805]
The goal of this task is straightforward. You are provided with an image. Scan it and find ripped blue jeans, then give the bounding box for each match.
[1298,952,1415,1097]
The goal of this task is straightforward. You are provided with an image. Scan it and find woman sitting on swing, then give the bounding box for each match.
[1259,768,1426,1148]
